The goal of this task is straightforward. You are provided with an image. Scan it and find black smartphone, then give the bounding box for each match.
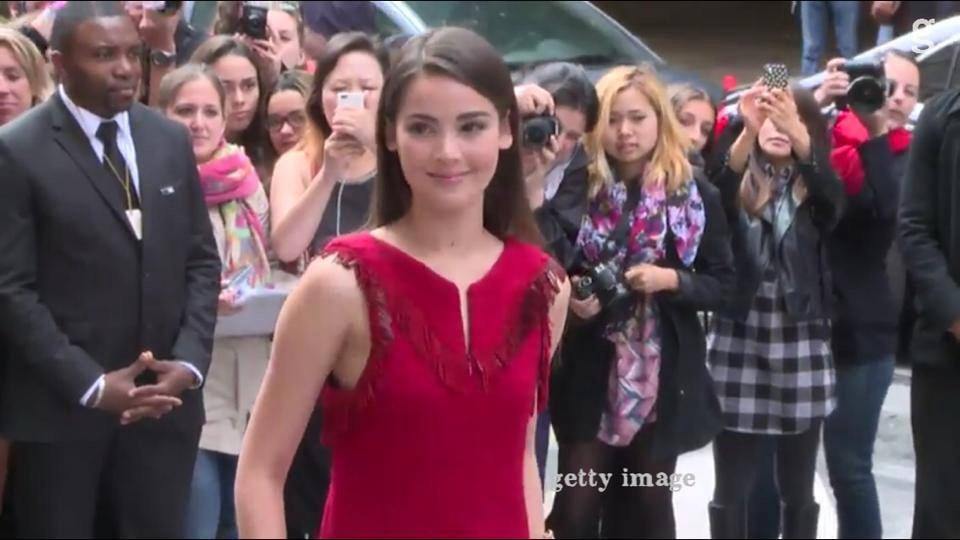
[762,63,789,90]
[241,2,269,40]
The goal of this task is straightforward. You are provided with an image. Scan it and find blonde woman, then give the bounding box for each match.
[547,64,734,539]
[705,82,843,539]
[0,27,51,126]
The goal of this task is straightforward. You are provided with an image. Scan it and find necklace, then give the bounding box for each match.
[103,154,134,210]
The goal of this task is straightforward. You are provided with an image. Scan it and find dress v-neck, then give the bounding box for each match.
[366,232,511,353]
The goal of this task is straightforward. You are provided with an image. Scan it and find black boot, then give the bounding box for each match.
[781,502,820,539]
[708,501,746,539]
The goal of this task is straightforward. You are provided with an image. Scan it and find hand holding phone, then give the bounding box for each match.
[337,91,365,110]
[762,63,789,90]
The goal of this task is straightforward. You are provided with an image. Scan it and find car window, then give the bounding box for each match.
[402,0,655,69]
[919,41,960,101]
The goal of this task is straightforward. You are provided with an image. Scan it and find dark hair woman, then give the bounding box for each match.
[236,27,571,538]
[191,35,271,178]
[705,83,843,539]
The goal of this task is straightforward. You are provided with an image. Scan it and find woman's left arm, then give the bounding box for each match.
[661,180,736,311]
[796,147,845,231]
[526,273,571,538]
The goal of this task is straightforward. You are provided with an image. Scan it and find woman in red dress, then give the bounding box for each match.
[235,27,571,539]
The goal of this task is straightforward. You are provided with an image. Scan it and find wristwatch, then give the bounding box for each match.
[150,49,177,68]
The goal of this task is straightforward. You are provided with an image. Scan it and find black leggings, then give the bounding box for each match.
[547,424,678,539]
[712,423,821,509]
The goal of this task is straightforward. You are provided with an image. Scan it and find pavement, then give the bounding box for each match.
[542,368,915,539]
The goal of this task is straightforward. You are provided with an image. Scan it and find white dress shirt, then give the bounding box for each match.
[58,86,205,407]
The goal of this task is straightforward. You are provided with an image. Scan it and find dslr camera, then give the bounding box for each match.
[573,242,634,323]
[838,60,888,113]
[521,115,560,148]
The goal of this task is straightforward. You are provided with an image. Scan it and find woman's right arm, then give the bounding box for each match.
[711,126,755,221]
[235,257,361,538]
[269,151,338,262]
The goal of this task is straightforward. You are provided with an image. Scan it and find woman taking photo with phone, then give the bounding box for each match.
[706,81,843,540]
[269,32,387,268]
[236,26,570,538]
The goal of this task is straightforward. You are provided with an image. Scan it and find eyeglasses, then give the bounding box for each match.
[267,110,307,132]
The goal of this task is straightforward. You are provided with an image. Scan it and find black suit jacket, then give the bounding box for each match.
[0,94,221,442]
[898,88,960,368]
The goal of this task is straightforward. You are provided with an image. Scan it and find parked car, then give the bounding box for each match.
[370,0,723,100]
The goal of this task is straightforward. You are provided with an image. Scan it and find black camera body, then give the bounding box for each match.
[241,2,269,40]
[573,244,634,323]
[838,60,887,113]
[522,115,560,148]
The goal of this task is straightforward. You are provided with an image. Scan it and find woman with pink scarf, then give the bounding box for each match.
[157,64,272,539]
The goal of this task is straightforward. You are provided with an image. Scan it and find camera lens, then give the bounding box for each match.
[522,116,558,147]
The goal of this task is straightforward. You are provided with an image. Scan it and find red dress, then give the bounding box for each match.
[316,232,564,539]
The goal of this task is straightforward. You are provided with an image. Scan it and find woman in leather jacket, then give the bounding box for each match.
[705,82,843,540]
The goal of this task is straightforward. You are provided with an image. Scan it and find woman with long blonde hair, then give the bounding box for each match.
[547,64,734,538]
[705,81,843,539]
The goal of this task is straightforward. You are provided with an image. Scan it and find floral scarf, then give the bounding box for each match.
[575,177,705,446]
[198,143,271,289]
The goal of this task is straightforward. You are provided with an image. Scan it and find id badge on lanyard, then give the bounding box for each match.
[126,209,143,241]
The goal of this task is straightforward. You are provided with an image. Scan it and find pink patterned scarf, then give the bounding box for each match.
[198,143,271,288]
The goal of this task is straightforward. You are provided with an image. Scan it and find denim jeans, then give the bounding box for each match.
[824,357,895,539]
[801,1,861,75]
[535,411,551,485]
[183,450,239,540]
[876,24,896,46]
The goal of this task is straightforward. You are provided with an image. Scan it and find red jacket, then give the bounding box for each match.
[830,110,911,196]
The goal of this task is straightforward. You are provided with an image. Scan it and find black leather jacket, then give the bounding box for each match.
[712,149,844,322]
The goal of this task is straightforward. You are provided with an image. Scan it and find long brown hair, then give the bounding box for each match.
[739,86,829,217]
[371,27,541,245]
[190,35,269,169]
[585,64,693,198]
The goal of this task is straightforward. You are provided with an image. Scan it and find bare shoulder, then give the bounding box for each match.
[272,150,311,189]
[296,253,364,308]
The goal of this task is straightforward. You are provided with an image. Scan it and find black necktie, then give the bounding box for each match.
[96,121,140,209]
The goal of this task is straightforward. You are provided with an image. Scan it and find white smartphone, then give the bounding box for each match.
[337,91,365,110]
